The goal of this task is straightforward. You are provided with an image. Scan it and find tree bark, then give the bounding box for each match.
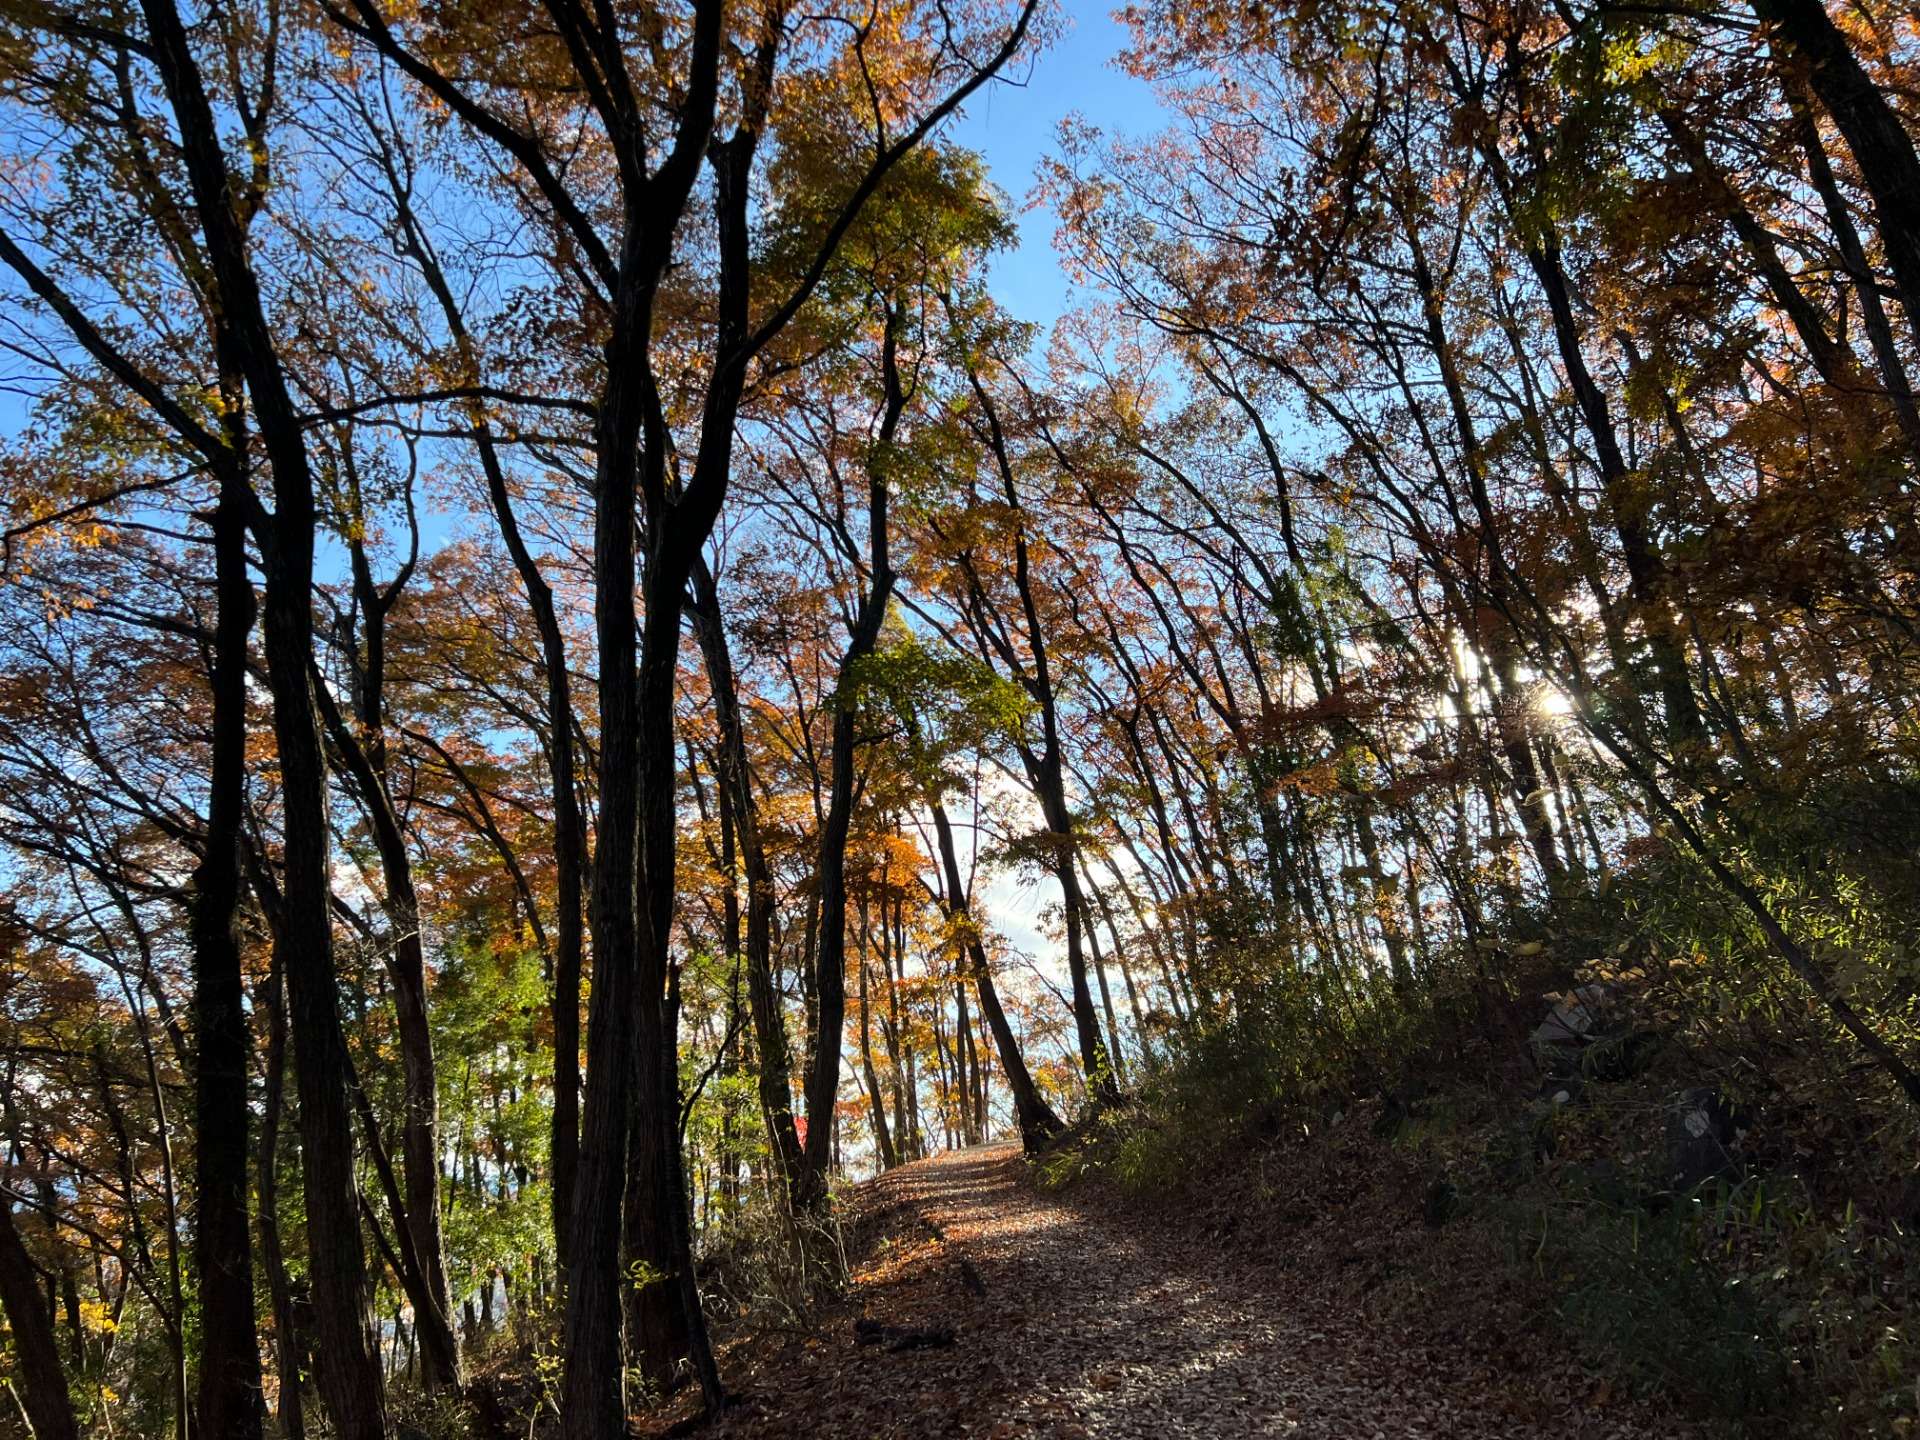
[930,802,1064,1150]
[961,370,1117,1098]
[689,561,808,1204]
[190,457,266,1440]
[0,1204,77,1440]
[139,3,389,1431]
[859,946,898,1170]
[1755,0,1920,355]
[315,651,462,1393]
[402,212,587,1278]
[255,959,307,1440]
[801,307,907,1204]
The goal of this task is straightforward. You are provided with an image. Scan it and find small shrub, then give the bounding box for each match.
[699,1192,849,1333]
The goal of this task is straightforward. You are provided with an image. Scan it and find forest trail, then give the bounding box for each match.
[682,1143,1688,1439]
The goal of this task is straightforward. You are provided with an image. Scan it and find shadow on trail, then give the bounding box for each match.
[684,1143,1687,1439]
[867,1145,1426,1438]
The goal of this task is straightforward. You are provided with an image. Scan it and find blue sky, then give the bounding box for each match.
[950,1,1167,339]
[0,5,1156,441]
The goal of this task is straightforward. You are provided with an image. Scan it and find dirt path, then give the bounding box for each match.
[686,1143,1687,1439]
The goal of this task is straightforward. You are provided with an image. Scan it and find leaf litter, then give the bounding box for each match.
[639,1140,1694,1438]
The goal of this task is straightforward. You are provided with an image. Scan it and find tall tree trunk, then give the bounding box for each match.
[403,223,587,1274]
[930,801,1063,1150]
[1785,83,1920,449]
[1755,0,1920,354]
[542,634,587,1290]
[191,458,265,1440]
[0,1204,77,1440]
[971,1002,992,1136]
[714,782,745,1213]
[634,581,723,1405]
[953,980,980,1145]
[800,308,906,1205]
[892,910,925,1161]
[562,2,726,1422]
[314,678,463,1394]
[1437,74,1704,749]
[1079,903,1129,1090]
[256,960,307,1440]
[962,369,1117,1098]
[689,562,807,1204]
[563,288,650,1440]
[859,947,897,1170]
[1042,776,1115,1097]
[1080,863,1157,1067]
[139,4,388,1429]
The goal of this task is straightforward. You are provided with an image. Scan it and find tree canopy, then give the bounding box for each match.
[2,0,1919,1432]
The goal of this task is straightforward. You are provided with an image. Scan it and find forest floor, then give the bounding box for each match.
[638,1140,1698,1439]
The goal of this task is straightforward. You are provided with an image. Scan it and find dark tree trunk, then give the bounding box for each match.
[191,459,266,1440]
[315,651,462,1393]
[622,975,689,1389]
[689,563,808,1204]
[1440,70,1704,749]
[962,371,1116,1099]
[1786,86,1920,452]
[552,0,1029,1416]
[930,802,1064,1150]
[804,684,867,1200]
[1079,898,1128,1091]
[953,981,980,1146]
[1660,109,1883,412]
[0,1204,77,1440]
[1081,862,1157,1068]
[562,270,651,1440]
[404,226,587,1276]
[564,12,729,1421]
[1037,756,1116,1097]
[800,309,906,1204]
[859,949,897,1170]
[1756,0,1920,355]
[256,961,307,1440]
[1402,220,1571,881]
[635,584,723,1407]
[713,776,746,1211]
[139,3,388,1431]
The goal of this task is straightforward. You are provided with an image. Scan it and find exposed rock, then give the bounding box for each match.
[1530,983,1616,1048]
[1663,1087,1741,1191]
[1538,1073,1585,1106]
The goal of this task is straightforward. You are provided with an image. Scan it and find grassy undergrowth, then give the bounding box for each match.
[1037,851,1920,1435]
